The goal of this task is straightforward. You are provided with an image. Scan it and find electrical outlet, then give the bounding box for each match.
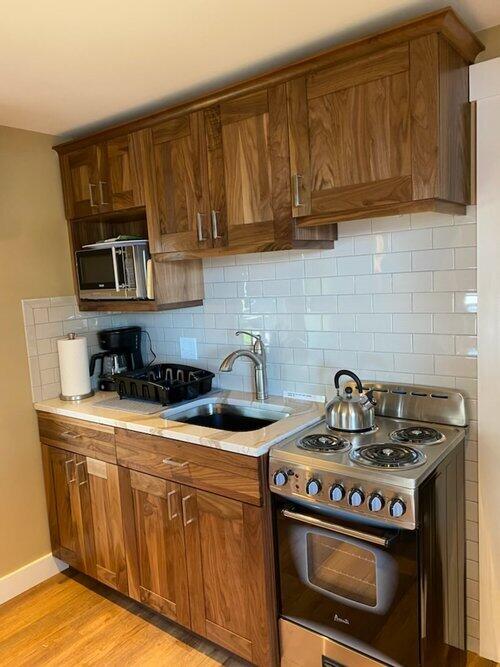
[180,337,198,360]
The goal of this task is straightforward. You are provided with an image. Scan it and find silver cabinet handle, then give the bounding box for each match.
[293,174,304,207]
[162,457,188,469]
[167,489,179,521]
[88,183,98,208]
[196,212,207,242]
[75,460,88,486]
[60,430,82,440]
[98,180,109,205]
[182,494,195,526]
[211,210,222,239]
[65,459,76,484]
[281,508,393,547]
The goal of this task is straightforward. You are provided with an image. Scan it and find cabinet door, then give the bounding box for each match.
[41,445,95,575]
[60,145,100,219]
[128,470,190,626]
[287,44,412,219]
[205,86,291,251]
[144,113,211,253]
[100,134,145,213]
[182,488,275,665]
[85,457,128,594]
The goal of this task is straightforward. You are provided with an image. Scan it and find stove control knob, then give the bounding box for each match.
[273,470,288,487]
[348,488,365,507]
[329,484,345,502]
[306,479,322,496]
[368,493,385,512]
[389,498,406,518]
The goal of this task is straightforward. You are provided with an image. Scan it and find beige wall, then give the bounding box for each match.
[476,24,500,63]
[0,126,72,577]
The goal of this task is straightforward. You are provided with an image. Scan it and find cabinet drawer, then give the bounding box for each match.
[37,413,116,463]
[115,428,262,506]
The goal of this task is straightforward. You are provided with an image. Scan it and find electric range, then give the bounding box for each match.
[271,382,468,667]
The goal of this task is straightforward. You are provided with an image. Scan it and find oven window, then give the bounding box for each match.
[307,533,377,607]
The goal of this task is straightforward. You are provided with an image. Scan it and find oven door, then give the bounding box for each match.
[277,502,419,667]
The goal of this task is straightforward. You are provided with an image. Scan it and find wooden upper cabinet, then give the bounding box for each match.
[205,87,290,251]
[140,113,211,254]
[287,36,470,224]
[60,134,144,219]
[101,134,145,212]
[61,145,100,219]
[127,470,191,627]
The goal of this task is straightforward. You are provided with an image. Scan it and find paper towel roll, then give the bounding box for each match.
[57,334,94,400]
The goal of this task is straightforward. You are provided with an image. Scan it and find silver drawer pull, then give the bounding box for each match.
[167,489,178,520]
[65,459,76,484]
[88,183,98,208]
[75,460,88,486]
[60,430,82,439]
[162,457,188,469]
[182,494,195,526]
[98,180,109,206]
[211,210,222,239]
[197,212,207,242]
[293,174,303,207]
[281,508,393,547]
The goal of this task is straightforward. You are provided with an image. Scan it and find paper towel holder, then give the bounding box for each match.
[59,333,95,401]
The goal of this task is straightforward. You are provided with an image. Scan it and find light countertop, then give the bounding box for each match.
[34,390,324,457]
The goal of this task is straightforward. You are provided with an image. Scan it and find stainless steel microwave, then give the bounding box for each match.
[76,241,151,300]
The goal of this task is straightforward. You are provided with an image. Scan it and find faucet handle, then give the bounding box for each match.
[235,330,264,353]
[236,330,261,342]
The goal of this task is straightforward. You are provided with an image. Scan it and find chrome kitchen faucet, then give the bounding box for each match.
[219,331,269,401]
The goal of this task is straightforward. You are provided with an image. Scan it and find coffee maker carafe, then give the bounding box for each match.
[89,326,144,391]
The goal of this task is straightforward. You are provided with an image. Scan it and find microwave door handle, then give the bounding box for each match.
[281,508,394,548]
[111,246,121,292]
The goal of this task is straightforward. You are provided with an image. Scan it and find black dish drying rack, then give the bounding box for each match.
[114,363,215,406]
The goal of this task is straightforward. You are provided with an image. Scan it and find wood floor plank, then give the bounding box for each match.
[0,570,497,667]
[0,570,248,666]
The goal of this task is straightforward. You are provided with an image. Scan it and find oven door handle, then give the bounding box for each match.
[281,508,395,548]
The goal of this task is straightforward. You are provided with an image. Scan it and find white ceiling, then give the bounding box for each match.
[1,0,499,139]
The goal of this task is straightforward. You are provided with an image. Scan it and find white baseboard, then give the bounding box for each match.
[0,554,68,605]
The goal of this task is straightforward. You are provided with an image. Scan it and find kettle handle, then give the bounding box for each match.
[334,369,364,394]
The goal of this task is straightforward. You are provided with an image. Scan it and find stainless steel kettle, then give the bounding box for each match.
[325,370,376,432]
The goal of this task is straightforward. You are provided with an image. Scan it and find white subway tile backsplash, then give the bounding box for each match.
[412,249,454,271]
[355,274,392,294]
[434,269,476,292]
[433,225,476,248]
[454,247,477,269]
[338,295,372,313]
[373,293,412,313]
[321,276,354,295]
[340,332,374,352]
[354,233,391,255]
[356,314,392,333]
[374,333,412,353]
[373,252,411,274]
[413,334,454,355]
[393,314,432,333]
[433,314,476,335]
[391,228,432,251]
[337,255,372,276]
[412,292,453,313]
[393,272,433,293]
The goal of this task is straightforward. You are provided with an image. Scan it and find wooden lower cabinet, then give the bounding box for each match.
[127,470,191,627]
[182,487,277,666]
[41,445,129,594]
[41,435,278,667]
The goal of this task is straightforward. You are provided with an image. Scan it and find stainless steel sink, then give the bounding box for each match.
[163,401,290,432]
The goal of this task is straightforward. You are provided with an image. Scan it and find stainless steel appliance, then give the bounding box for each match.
[76,240,150,300]
[219,330,268,400]
[270,382,467,667]
[89,326,145,391]
[325,369,376,432]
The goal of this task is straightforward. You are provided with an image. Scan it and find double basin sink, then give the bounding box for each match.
[161,399,290,432]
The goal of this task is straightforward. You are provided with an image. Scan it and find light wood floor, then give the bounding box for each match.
[0,570,496,667]
[0,570,248,666]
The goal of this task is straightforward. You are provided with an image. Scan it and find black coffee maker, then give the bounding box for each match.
[89,327,144,391]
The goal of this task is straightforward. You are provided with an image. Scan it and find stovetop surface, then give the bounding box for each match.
[270,416,465,489]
